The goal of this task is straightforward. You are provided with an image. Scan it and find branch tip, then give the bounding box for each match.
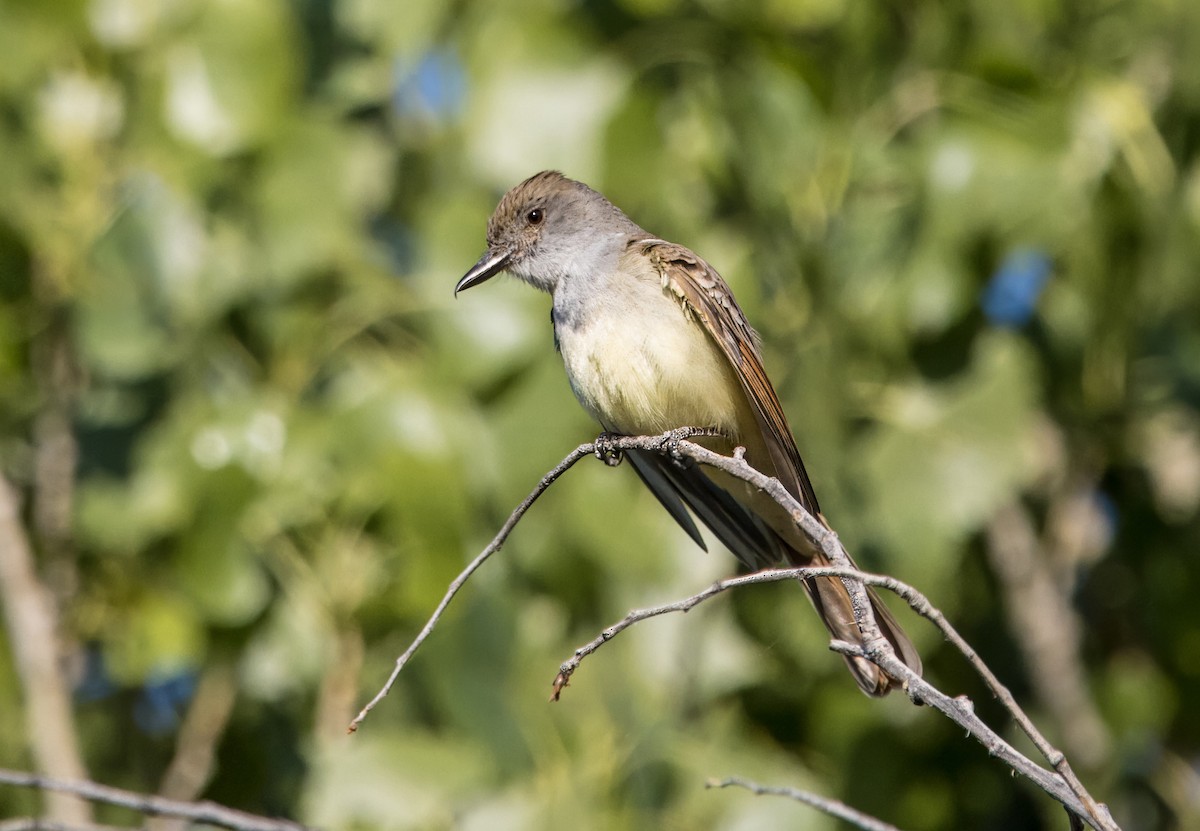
[550,672,570,702]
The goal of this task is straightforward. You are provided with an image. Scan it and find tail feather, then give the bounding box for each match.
[625,444,921,694]
[797,546,922,696]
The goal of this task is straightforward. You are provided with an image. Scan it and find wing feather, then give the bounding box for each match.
[626,449,784,570]
[623,449,707,551]
[622,237,922,694]
[638,239,822,513]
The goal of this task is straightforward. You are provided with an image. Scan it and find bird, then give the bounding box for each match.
[455,170,921,695]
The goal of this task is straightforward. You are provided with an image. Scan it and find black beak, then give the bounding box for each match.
[454,249,512,296]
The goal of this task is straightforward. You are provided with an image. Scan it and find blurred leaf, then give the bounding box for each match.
[861,332,1042,586]
[103,592,205,685]
[163,0,298,154]
[0,1,1197,828]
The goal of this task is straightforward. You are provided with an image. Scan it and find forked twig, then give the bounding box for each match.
[649,436,1116,831]
[348,442,591,732]
[352,429,1118,831]
[0,769,312,831]
[347,428,718,732]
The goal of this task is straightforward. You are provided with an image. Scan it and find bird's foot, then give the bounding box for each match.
[661,426,712,467]
[594,432,625,467]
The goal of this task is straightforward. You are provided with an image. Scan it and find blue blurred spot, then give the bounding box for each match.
[134,668,197,736]
[75,645,116,702]
[981,248,1052,327]
[1093,489,1119,537]
[392,50,466,122]
[369,214,417,275]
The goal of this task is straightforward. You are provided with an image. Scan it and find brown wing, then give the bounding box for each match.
[638,238,822,514]
[632,238,923,694]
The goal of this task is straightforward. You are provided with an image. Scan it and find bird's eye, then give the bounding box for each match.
[527,208,544,225]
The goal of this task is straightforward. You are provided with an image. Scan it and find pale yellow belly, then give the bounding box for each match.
[557,294,746,439]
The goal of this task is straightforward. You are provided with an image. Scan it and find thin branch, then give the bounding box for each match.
[0,820,131,831]
[353,429,1118,830]
[650,436,1118,831]
[30,308,79,559]
[550,565,887,701]
[348,441,593,732]
[348,428,720,732]
[707,776,902,831]
[548,433,1115,830]
[0,769,315,831]
[149,662,238,831]
[552,563,1090,815]
[316,628,364,743]
[0,477,91,824]
[987,501,1111,769]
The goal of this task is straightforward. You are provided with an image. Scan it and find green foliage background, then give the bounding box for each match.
[1,0,1199,828]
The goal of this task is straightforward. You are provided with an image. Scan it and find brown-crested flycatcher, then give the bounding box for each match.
[455,170,921,695]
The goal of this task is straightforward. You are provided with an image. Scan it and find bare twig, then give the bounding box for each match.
[347,441,594,732]
[707,776,902,831]
[987,501,1111,769]
[550,564,903,701]
[316,628,364,743]
[348,428,723,732]
[0,769,315,831]
[0,477,91,824]
[149,663,238,831]
[30,311,79,558]
[551,562,1098,820]
[648,436,1118,831]
[0,820,130,831]
[353,429,1119,830]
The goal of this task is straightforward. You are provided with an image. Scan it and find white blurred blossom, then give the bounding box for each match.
[165,46,240,154]
[37,71,123,151]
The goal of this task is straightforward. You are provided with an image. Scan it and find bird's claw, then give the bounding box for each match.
[667,440,686,465]
[662,427,701,467]
[594,432,624,467]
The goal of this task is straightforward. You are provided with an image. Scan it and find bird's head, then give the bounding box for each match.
[455,170,640,296]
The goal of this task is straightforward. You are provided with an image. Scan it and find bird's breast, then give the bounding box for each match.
[553,282,746,438]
